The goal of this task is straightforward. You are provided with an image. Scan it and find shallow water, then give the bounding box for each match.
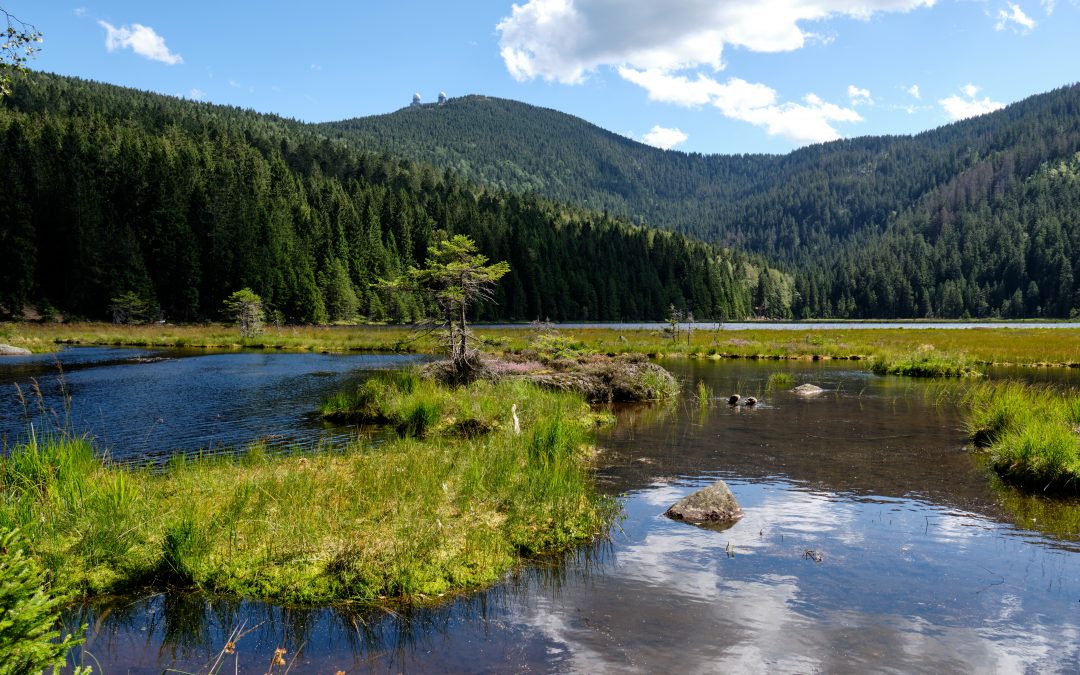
[0,346,422,459]
[34,355,1080,672]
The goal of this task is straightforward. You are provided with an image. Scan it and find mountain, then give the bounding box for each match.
[322,87,1080,318]
[0,72,770,322]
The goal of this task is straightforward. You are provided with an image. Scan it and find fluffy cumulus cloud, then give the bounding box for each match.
[940,84,1004,120]
[618,68,860,144]
[98,21,183,64]
[497,0,933,144]
[907,84,921,99]
[497,0,935,84]
[188,88,205,100]
[995,2,1037,31]
[642,124,689,149]
[847,84,872,105]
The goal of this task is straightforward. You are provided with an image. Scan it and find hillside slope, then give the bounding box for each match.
[0,73,770,322]
[323,87,1080,318]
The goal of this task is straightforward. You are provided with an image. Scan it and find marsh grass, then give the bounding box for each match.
[965,381,1080,494]
[501,325,1080,373]
[870,347,982,378]
[766,372,795,390]
[12,322,1080,371]
[0,379,615,605]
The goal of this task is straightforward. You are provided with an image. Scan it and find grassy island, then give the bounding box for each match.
[0,377,618,605]
[966,382,1080,494]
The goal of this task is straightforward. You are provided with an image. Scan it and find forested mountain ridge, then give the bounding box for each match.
[323,85,1080,318]
[0,72,772,322]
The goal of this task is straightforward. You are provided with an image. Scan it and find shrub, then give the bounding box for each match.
[0,528,86,674]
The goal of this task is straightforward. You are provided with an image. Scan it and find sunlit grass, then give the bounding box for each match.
[0,379,616,605]
[7,322,1080,369]
[965,381,1080,494]
[870,347,982,378]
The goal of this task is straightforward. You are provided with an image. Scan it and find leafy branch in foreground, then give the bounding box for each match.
[1,8,41,98]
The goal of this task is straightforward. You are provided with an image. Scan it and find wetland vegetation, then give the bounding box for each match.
[965,381,1080,494]
[0,376,614,606]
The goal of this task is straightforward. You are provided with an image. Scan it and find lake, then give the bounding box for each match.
[3,349,1079,672]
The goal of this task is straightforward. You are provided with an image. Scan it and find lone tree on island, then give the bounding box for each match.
[382,235,509,380]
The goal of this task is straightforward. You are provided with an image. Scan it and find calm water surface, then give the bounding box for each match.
[0,346,422,459]
[16,354,1080,672]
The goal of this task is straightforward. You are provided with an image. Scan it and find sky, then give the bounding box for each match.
[4,0,1079,154]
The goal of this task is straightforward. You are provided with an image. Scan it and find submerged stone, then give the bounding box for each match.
[792,383,824,396]
[0,344,31,356]
[664,480,743,524]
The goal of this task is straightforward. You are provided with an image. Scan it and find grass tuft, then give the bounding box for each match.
[871,347,982,378]
[964,382,1080,494]
[766,372,795,390]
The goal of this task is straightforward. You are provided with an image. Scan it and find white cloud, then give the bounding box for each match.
[619,68,860,144]
[642,125,689,149]
[995,2,1036,31]
[496,0,922,145]
[188,88,205,100]
[940,84,1005,120]
[848,84,872,105]
[907,84,921,99]
[1041,0,1056,14]
[73,7,88,17]
[98,21,183,64]
[228,79,240,88]
[310,63,322,71]
[497,0,936,84]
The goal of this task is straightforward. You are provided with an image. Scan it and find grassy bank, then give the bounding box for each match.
[965,381,1080,494]
[7,322,1080,370]
[0,322,431,355]
[0,379,615,605]
[870,348,982,378]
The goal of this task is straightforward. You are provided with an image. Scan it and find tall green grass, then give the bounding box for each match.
[766,372,795,390]
[871,348,982,378]
[0,378,615,605]
[965,382,1080,494]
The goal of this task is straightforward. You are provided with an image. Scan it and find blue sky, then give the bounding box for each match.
[5,0,1078,154]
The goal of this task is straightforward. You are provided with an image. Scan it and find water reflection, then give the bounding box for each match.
[52,357,1080,671]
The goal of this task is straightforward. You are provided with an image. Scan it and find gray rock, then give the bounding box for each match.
[792,383,824,396]
[664,480,743,524]
[0,344,31,356]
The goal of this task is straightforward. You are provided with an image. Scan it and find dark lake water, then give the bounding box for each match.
[4,351,1080,672]
[0,347,423,460]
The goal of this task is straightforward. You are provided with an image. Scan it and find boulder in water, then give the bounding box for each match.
[0,344,31,356]
[792,384,824,396]
[664,480,743,524]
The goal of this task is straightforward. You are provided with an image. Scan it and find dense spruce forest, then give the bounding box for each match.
[0,72,772,323]
[326,87,1080,318]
